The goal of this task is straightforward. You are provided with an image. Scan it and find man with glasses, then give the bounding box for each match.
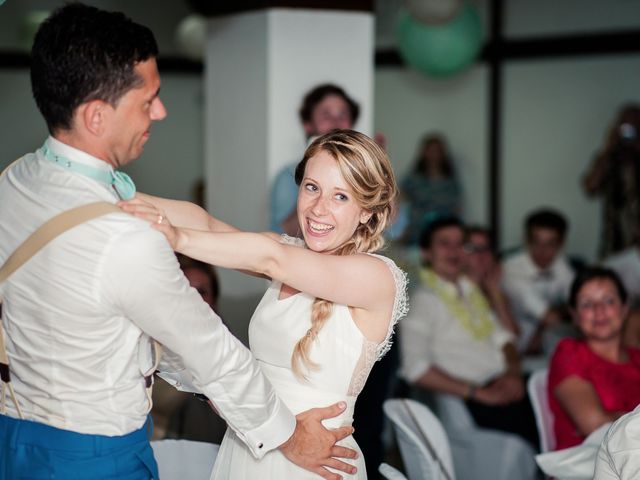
[400,217,538,448]
[463,226,520,336]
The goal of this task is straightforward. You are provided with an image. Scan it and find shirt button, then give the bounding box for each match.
[258,442,264,449]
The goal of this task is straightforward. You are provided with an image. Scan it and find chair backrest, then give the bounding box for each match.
[527,368,555,452]
[384,398,456,480]
[432,393,476,434]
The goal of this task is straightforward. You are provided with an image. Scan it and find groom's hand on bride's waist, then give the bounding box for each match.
[279,401,358,479]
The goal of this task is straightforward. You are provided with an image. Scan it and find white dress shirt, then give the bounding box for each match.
[501,251,574,351]
[0,137,294,458]
[399,275,514,386]
[595,404,640,479]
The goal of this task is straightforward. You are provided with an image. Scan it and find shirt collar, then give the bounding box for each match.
[522,250,563,278]
[45,135,114,175]
[423,267,472,295]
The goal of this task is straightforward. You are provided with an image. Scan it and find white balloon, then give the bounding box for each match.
[405,0,463,25]
[175,14,207,61]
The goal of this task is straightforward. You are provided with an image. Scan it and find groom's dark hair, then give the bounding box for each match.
[31,3,158,133]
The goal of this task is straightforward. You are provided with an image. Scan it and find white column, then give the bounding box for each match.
[204,8,374,299]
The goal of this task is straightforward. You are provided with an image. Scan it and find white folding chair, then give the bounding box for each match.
[433,393,538,480]
[383,398,456,480]
[151,439,219,480]
[527,368,556,453]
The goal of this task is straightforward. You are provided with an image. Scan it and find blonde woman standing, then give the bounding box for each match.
[121,130,408,479]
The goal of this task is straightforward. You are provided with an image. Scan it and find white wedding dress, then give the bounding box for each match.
[210,243,407,479]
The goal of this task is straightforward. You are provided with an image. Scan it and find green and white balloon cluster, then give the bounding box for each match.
[397,0,483,78]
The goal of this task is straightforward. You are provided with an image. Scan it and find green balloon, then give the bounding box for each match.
[397,3,483,77]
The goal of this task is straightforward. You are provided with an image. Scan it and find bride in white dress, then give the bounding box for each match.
[122,130,407,479]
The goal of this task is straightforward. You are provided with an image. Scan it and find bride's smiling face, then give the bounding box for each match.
[296,150,370,254]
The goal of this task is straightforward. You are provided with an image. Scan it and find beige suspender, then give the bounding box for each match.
[0,202,121,285]
[0,200,163,418]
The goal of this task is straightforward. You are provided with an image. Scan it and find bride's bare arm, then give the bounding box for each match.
[166,226,394,314]
[125,192,238,233]
[124,203,396,340]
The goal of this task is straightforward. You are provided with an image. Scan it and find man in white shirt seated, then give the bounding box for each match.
[0,4,356,479]
[400,217,538,448]
[502,208,575,354]
[595,404,640,479]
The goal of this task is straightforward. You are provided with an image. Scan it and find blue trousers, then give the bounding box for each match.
[0,414,159,479]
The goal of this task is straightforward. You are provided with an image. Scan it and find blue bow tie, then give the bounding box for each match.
[41,142,136,200]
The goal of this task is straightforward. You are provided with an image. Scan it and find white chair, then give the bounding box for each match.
[151,439,219,480]
[527,368,556,453]
[383,398,456,480]
[433,394,538,480]
[379,462,409,480]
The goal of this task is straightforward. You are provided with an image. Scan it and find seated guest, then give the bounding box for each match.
[400,217,538,447]
[595,403,640,478]
[548,267,640,451]
[502,208,575,354]
[464,226,520,336]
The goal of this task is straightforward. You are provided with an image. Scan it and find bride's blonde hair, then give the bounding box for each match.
[291,129,398,378]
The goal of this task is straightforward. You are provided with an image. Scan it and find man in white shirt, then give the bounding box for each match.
[502,208,575,354]
[595,404,640,479]
[400,217,538,447]
[0,4,355,479]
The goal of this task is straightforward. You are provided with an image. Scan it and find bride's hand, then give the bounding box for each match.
[118,198,183,250]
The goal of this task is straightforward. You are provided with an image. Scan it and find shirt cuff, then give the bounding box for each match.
[156,349,200,393]
[156,369,199,394]
[236,397,296,459]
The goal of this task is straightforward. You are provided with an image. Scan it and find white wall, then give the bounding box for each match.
[501,55,640,259]
[374,65,489,225]
[375,53,640,262]
[0,71,48,164]
[373,0,640,263]
[504,0,640,38]
[0,71,203,202]
[3,0,640,277]
[204,8,374,300]
[267,9,374,179]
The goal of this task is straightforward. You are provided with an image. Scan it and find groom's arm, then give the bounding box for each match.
[102,222,292,456]
[101,221,357,477]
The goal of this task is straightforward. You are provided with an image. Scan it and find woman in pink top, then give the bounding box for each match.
[548,266,640,450]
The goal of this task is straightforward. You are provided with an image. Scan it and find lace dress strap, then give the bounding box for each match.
[367,253,409,360]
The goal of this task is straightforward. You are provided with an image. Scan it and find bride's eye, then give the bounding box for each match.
[304,183,318,192]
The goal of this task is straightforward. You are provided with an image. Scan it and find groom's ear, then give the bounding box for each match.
[78,99,111,137]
